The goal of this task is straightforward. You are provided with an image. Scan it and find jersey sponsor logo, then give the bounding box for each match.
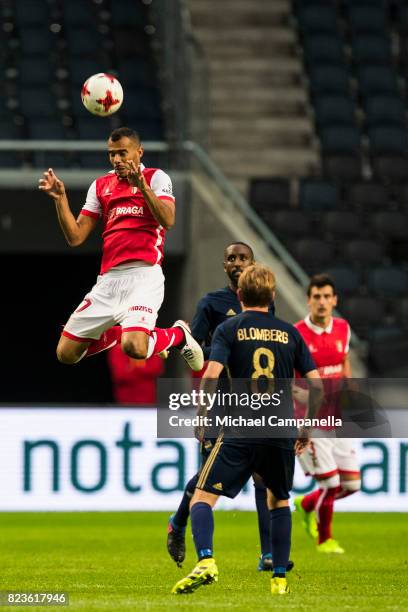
[107,205,144,221]
[320,364,343,376]
[75,298,92,313]
[226,308,237,316]
[128,305,153,314]
[237,327,289,344]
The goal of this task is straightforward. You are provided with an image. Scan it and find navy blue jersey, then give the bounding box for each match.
[210,310,315,378]
[209,311,316,449]
[191,286,275,360]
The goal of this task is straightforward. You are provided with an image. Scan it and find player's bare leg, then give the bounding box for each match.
[56,335,91,364]
[337,472,361,499]
[121,330,149,359]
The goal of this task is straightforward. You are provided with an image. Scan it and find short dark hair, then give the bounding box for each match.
[109,127,140,143]
[224,241,254,260]
[307,273,337,297]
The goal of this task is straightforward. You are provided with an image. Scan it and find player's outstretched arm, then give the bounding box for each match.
[38,168,97,246]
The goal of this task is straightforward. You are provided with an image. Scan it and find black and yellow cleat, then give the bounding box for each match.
[171,557,218,594]
[271,576,290,595]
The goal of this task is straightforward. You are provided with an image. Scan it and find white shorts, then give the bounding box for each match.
[298,435,360,480]
[62,263,164,342]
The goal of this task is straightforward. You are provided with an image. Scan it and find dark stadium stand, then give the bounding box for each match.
[0,0,164,166]
[248,1,408,372]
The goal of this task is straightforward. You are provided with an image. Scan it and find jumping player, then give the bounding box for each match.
[167,242,284,572]
[293,274,361,554]
[38,127,203,371]
[171,264,322,596]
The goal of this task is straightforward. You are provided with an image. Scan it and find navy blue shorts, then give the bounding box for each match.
[197,439,294,500]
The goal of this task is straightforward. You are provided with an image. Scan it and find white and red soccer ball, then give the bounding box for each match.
[81,73,123,117]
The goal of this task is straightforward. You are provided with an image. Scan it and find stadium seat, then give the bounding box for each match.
[398,33,408,67]
[19,88,57,118]
[297,6,338,34]
[261,210,311,238]
[322,211,361,237]
[369,328,408,375]
[344,239,385,265]
[303,36,345,65]
[111,0,147,27]
[314,96,357,128]
[62,0,97,28]
[352,35,392,65]
[368,127,408,155]
[348,6,387,33]
[372,155,408,182]
[371,211,408,238]
[322,154,362,180]
[14,0,50,26]
[393,183,408,209]
[358,66,399,96]
[19,28,53,55]
[124,91,162,121]
[309,65,350,96]
[393,297,408,327]
[368,266,408,296]
[17,58,54,86]
[340,296,386,333]
[325,266,361,294]
[117,58,156,88]
[113,26,149,58]
[249,178,290,212]
[290,239,335,270]
[299,180,339,211]
[64,28,106,57]
[346,181,388,210]
[28,120,65,140]
[69,60,110,86]
[320,126,361,154]
[32,152,71,168]
[77,153,110,169]
[364,96,405,127]
[0,120,24,140]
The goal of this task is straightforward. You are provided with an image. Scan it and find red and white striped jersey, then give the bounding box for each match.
[81,164,175,274]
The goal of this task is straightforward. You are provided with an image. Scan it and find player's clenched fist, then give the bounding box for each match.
[38,168,65,199]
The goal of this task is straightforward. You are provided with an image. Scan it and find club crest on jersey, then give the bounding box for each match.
[131,186,138,194]
[336,340,343,352]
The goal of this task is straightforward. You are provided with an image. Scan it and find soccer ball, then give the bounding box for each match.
[81,73,124,117]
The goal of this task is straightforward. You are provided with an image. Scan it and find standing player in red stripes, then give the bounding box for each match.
[38,127,203,371]
[293,274,361,554]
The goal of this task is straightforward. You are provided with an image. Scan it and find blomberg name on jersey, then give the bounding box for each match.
[237,327,289,344]
[108,205,144,220]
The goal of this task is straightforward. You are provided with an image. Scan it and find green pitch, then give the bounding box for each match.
[0,511,407,611]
